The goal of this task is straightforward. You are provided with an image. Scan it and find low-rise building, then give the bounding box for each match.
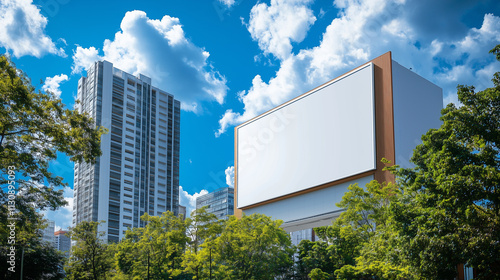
[196,187,234,219]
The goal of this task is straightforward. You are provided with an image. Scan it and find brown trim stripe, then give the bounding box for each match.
[240,170,376,210]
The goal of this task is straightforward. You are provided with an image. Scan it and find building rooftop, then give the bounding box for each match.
[54,230,68,236]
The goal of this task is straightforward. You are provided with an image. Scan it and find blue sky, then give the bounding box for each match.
[1,0,499,230]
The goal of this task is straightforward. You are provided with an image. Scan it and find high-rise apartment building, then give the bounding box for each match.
[196,187,234,219]
[73,61,181,242]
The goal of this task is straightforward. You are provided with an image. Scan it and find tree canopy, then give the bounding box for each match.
[392,44,500,279]
[203,214,295,280]
[182,207,223,279]
[0,55,106,212]
[65,221,113,280]
[0,56,105,279]
[114,212,190,279]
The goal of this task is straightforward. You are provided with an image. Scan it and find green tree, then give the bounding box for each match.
[65,221,113,280]
[295,180,413,280]
[20,241,66,280]
[296,240,336,280]
[0,55,105,213]
[318,180,411,280]
[392,45,500,279]
[206,214,295,280]
[114,211,190,279]
[309,268,331,280]
[0,219,66,280]
[182,207,222,279]
[0,55,105,278]
[113,227,141,279]
[296,223,362,280]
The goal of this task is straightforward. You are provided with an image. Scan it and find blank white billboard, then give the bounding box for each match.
[237,63,376,208]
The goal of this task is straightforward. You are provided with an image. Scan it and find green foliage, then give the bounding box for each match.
[490,44,500,61]
[185,207,222,254]
[65,221,113,280]
[296,179,411,280]
[331,180,411,280]
[0,190,66,279]
[182,207,222,279]
[204,214,294,280]
[392,45,500,279]
[296,240,336,279]
[296,223,362,280]
[114,211,190,279]
[335,181,400,241]
[0,55,106,212]
[111,211,296,280]
[0,235,65,280]
[309,268,331,280]
[334,229,411,280]
[0,56,104,279]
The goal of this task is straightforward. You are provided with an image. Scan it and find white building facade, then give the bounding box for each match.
[73,61,181,242]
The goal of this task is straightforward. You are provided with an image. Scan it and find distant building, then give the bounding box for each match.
[289,229,315,246]
[73,61,181,242]
[42,220,55,244]
[178,205,186,219]
[196,187,234,219]
[54,230,71,254]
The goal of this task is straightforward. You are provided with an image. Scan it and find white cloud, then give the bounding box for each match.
[0,0,65,58]
[217,1,500,135]
[71,11,228,112]
[179,186,209,217]
[71,46,101,74]
[397,0,494,43]
[42,74,69,98]
[225,166,234,188]
[42,187,74,231]
[431,14,500,105]
[219,0,235,8]
[247,0,316,60]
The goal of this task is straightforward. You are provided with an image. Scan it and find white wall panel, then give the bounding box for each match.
[243,175,374,227]
[392,61,443,168]
[237,64,376,208]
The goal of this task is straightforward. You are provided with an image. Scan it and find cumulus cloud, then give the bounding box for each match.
[247,0,316,60]
[72,46,100,74]
[42,74,69,98]
[0,0,65,58]
[71,11,228,112]
[225,166,234,188]
[179,186,209,217]
[432,14,500,97]
[217,0,500,135]
[42,187,74,231]
[399,0,497,43]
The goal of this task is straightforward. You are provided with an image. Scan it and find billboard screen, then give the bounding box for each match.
[236,63,376,208]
